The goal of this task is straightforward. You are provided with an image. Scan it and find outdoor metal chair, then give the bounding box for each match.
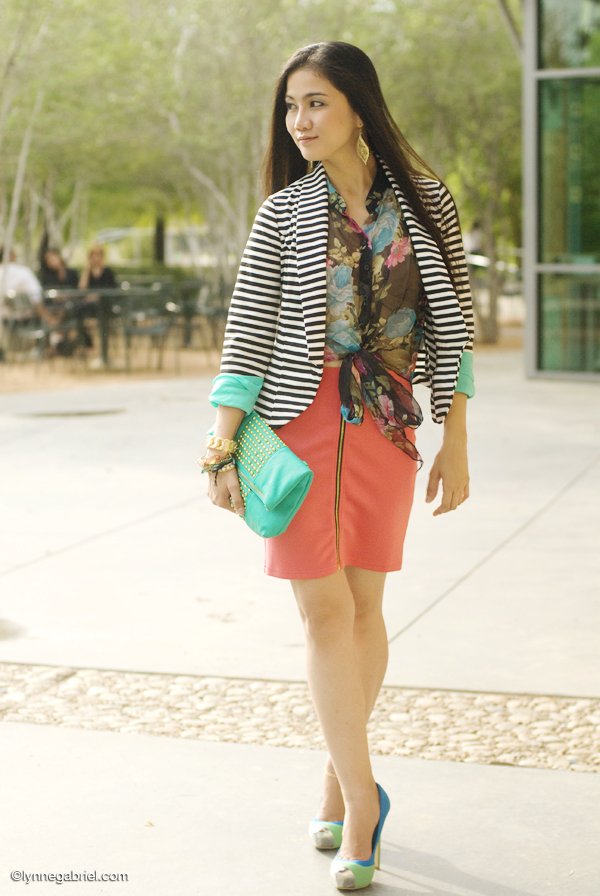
[182,281,230,356]
[2,293,49,363]
[116,289,178,372]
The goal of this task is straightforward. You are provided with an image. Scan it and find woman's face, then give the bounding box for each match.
[285,67,361,167]
[44,251,61,270]
[89,248,104,266]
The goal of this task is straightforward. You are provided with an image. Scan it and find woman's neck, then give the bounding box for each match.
[322,152,377,204]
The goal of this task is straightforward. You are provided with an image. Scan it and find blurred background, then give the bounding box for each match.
[0,0,527,389]
[2,0,597,389]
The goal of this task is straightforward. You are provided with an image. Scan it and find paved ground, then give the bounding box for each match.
[1,347,599,895]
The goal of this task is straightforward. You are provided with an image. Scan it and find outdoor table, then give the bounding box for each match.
[43,287,111,363]
[42,286,163,366]
[40,279,220,368]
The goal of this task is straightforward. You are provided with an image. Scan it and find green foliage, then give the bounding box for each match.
[0,0,521,263]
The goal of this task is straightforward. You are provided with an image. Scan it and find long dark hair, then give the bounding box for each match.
[263,41,455,280]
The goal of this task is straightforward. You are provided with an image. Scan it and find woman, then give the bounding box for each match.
[36,248,80,356]
[77,244,118,350]
[202,42,474,890]
[39,248,79,290]
[78,244,117,290]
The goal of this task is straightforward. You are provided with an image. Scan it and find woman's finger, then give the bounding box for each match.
[207,471,219,503]
[209,472,233,510]
[208,469,244,516]
[433,484,462,515]
[225,473,245,517]
[425,465,441,503]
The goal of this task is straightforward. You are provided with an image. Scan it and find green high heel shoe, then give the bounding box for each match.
[329,783,390,890]
[309,818,344,850]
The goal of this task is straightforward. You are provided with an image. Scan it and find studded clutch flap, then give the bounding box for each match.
[234,411,313,538]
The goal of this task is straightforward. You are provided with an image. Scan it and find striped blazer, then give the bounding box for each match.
[219,158,474,425]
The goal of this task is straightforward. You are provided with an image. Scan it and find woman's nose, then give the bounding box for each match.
[295,107,311,131]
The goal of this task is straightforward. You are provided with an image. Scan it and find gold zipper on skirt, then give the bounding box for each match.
[334,415,346,569]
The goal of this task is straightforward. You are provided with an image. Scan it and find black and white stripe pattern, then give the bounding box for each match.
[220,161,474,425]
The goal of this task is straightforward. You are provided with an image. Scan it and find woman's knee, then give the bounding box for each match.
[292,574,353,642]
[353,600,385,636]
[345,568,386,624]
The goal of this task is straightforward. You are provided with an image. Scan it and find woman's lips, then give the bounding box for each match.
[298,136,317,143]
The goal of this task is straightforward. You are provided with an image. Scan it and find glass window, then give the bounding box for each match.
[539,273,600,371]
[539,0,600,68]
[539,79,600,264]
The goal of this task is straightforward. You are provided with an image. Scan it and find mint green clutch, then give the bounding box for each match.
[235,411,313,538]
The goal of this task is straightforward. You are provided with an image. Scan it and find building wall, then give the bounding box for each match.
[524,0,600,376]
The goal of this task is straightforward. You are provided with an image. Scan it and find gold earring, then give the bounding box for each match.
[356,129,370,165]
[307,160,314,173]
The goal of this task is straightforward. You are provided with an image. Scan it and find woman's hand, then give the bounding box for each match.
[425,392,470,516]
[204,406,247,516]
[425,436,469,515]
[207,466,245,517]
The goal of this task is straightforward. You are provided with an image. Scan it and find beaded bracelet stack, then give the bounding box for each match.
[197,434,238,475]
[198,454,236,474]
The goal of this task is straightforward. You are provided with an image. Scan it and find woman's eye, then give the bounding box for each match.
[285,103,296,112]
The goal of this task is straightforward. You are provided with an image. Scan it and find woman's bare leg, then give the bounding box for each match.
[292,568,387,860]
[347,565,388,715]
[318,567,388,821]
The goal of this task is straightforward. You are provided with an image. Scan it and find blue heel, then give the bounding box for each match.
[330,783,390,890]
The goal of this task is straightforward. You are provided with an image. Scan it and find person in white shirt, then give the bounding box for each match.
[0,246,54,325]
[1,245,42,299]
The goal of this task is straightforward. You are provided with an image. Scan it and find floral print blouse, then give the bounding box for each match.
[325,164,426,465]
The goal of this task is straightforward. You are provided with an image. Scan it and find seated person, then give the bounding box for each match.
[38,248,80,352]
[0,245,70,356]
[79,244,117,290]
[76,244,118,350]
[0,245,52,324]
[39,248,79,290]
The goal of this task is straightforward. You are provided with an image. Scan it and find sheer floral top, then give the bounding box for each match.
[325,164,427,465]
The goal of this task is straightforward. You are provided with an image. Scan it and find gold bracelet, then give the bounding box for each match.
[206,434,237,454]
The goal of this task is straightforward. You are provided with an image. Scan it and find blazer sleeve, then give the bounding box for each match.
[438,183,475,397]
[438,183,475,355]
[219,196,282,378]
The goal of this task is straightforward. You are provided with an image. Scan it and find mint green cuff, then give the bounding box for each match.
[455,351,475,397]
[209,374,264,414]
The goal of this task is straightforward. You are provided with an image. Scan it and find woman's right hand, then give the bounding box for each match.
[207,466,245,517]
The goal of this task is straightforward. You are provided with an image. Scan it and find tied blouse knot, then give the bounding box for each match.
[325,164,426,466]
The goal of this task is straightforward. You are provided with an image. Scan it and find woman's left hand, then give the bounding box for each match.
[425,437,470,516]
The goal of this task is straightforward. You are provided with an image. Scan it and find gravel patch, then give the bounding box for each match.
[0,662,597,773]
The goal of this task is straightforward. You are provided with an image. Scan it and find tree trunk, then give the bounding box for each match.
[24,183,41,266]
[476,211,504,344]
[154,214,166,264]
[0,89,44,356]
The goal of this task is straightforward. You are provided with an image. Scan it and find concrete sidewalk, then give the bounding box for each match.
[1,347,599,895]
[2,722,599,895]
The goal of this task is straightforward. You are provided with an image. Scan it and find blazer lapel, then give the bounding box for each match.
[378,157,469,346]
[295,164,329,365]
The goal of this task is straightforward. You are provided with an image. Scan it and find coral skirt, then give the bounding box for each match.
[264,366,418,579]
